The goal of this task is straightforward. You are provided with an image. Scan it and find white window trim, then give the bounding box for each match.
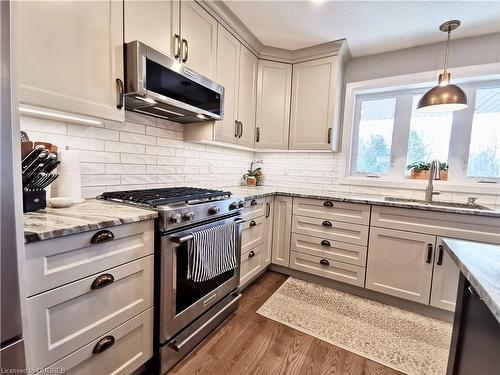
[340,63,500,192]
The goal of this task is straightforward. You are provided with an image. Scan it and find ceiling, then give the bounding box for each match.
[223,1,500,57]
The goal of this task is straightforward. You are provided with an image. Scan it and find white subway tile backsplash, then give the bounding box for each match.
[80,163,106,174]
[146,165,177,175]
[120,132,156,145]
[81,175,120,187]
[50,134,104,151]
[79,150,120,163]
[21,116,67,135]
[146,126,177,139]
[121,154,156,165]
[67,124,119,141]
[106,164,146,175]
[121,175,157,185]
[105,141,145,154]
[105,121,146,134]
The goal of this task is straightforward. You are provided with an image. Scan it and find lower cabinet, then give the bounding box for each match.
[240,243,266,287]
[271,196,292,267]
[366,227,435,304]
[430,237,460,311]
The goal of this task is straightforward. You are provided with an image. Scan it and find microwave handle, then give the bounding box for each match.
[170,218,245,244]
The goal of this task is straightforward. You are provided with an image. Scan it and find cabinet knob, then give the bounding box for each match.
[249,220,256,227]
[321,240,331,247]
[322,220,333,227]
[319,259,330,266]
[91,273,114,290]
[248,251,255,258]
[323,200,334,207]
[90,229,114,244]
[93,335,115,354]
[250,199,258,206]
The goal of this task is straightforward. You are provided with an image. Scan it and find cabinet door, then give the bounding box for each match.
[214,24,240,144]
[289,57,339,150]
[124,0,180,58]
[14,0,124,122]
[180,1,217,79]
[271,196,292,267]
[366,227,435,304]
[430,237,460,311]
[263,196,274,266]
[255,60,292,150]
[237,46,258,147]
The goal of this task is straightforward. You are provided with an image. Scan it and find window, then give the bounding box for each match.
[349,79,500,182]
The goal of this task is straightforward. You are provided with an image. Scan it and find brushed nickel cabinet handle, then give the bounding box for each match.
[90,229,115,244]
[256,127,260,142]
[174,34,181,59]
[91,273,114,290]
[239,121,243,138]
[321,240,331,247]
[327,128,332,144]
[322,220,333,227]
[426,244,433,264]
[234,120,239,137]
[265,202,271,218]
[182,38,188,62]
[323,200,334,207]
[116,78,124,109]
[93,335,115,354]
[319,259,330,266]
[437,245,444,265]
[249,220,256,227]
[248,251,255,258]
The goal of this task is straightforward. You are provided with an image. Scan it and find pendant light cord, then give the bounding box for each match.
[443,27,451,74]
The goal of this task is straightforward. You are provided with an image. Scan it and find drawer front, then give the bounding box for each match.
[46,308,153,375]
[241,216,265,254]
[26,255,154,369]
[293,197,370,225]
[243,197,266,221]
[291,233,367,267]
[371,206,500,244]
[290,251,365,287]
[240,243,265,287]
[25,220,154,296]
[292,215,368,246]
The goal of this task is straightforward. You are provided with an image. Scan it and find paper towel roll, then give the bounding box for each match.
[55,148,84,204]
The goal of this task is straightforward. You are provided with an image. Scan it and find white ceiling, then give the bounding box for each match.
[223,1,500,57]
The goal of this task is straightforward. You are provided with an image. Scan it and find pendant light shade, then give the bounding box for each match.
[417,20,467,113]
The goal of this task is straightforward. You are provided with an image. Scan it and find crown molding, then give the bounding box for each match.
[199,0,351,64]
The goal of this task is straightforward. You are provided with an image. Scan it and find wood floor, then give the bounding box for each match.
[170,271,404,375]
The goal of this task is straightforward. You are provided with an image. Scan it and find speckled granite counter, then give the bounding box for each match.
[224,186,500,218]
[24,200,157,243]
[442,239,500,323]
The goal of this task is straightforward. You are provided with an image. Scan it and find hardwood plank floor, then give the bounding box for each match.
[170,271,404,375]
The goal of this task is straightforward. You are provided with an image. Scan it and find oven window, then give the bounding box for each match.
[145,58,221,115]
[175,242,235,315]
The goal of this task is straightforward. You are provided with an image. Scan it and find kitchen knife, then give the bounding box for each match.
[42,160,60,174]
[23,163,45,185]
[27,172,47,189]
[39,173,58,189]
[21,145,45,170]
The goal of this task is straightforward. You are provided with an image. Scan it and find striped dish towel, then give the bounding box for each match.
[187,222,238,282]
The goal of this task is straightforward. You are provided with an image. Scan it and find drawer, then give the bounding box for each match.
[25,220,154,296]
[239,243,265,287]
[241,216,265,254]
[290,251,365,287]
[291,233,367,267]
[292,215,368,246]
[45,308,153,375]
[243,197,266,221]
[293,197,370,225]
[371,206,500,244]
[26,255,154,369]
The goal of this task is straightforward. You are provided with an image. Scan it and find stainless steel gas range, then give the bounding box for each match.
[100,187,245,374]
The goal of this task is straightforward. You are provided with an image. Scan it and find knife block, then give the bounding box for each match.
[23,189,46,212]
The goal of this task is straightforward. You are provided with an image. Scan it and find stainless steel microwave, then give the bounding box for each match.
[124,41,224,123]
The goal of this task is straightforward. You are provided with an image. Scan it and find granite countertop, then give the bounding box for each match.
[24,200,157,244]
[224,186,500,218]
[442,239,500,323]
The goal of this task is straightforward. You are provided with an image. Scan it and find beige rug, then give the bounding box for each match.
[257,277,452,375]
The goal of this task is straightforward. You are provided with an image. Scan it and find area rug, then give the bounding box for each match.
[257,277,452,375]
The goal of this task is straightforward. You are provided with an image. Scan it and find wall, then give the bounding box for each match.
[20,111,253,198]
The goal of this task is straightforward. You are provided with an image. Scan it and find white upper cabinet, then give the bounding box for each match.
[289,56,340,150]
[124,0,180,58]
[237,46,258,148]
[13,0,125,122]
[214,25,240,144]
[255,60,292,150]
[180,1,218,80]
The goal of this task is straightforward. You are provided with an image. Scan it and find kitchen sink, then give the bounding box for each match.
[384,197,492,210]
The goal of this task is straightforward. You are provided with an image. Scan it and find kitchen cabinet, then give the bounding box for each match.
[289,56,342,150]
[255,60,292,150]
[236,45,258,147]
[271,196,293,266]
[13,0,124,122]
[263,196,274,265]
[430,237,460,311]
[366,227,435,304]
[124,0,180,58]
[180,1,218,80]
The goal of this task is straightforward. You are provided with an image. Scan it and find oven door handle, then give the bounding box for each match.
[170,218,245,244]
[168,293,242,352]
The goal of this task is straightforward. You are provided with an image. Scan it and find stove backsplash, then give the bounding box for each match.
[20,111,253,198]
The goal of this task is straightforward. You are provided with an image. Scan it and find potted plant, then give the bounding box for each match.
[243,160,264,187]
[407,161,449,181]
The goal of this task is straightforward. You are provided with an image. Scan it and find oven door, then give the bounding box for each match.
[159,215,243,343]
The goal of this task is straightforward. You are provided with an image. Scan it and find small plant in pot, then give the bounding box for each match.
[243,160,264,187]
[407,161,449,180]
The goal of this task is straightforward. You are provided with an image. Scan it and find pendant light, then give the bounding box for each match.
[417,20,467,113]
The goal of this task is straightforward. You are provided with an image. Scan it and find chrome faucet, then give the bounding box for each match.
[425,159,441,203]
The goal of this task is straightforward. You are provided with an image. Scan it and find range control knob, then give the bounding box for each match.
[169,213,182,223]
[208,206,220,215]
[228,202,239,210]
[182,212,195,221]
[238,200,245,208]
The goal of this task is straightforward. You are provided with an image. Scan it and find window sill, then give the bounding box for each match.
[341,176,500,194]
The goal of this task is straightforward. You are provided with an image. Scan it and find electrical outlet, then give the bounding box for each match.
[209,161,216,174]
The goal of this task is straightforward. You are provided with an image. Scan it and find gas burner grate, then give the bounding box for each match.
[100,187,231,207]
